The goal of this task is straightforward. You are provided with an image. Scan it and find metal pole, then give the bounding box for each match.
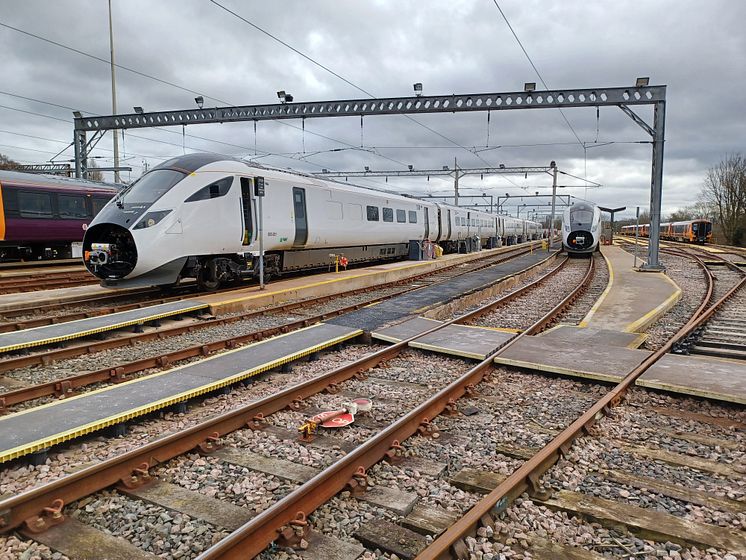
[634,206,640,268]
[549,162,558,248]
[453,157,459,206]
[644,100,665,270]
[108,0,120,184]
[258,193,264,290]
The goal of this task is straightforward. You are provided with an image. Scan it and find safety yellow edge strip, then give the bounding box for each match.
[624,279,682,333]
[578,249,614,327]
[0,303,210,354]
[0,325,362,463]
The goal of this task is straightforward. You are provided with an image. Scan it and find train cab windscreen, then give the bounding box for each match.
[116,169,186,209]
[570,208,594,228]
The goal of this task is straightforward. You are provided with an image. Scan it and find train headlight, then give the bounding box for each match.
[134,210,172,229]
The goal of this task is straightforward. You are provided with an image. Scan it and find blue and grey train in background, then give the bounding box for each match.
[562,202,602,254]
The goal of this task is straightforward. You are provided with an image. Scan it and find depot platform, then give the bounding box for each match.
[490,245,745,404]
[0,300,209,354]
[580,246,681,332]
[200,241,547,316]
[0,322,361,463]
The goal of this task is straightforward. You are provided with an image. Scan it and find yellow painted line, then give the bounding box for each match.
[578,250,614,327]
[624,274,682,333]
[0,303,210,353]
[409,341,484,360]
[625,332,649,349]
[370,333,405,344]
[0,324,362,463]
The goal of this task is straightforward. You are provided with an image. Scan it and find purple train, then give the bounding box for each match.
[0,170,119,260]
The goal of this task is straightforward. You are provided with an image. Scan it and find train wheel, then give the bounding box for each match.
[197,260,221,291]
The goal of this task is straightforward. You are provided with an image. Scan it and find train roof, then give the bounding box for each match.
[146,154,541,226]
[0,169,120,193]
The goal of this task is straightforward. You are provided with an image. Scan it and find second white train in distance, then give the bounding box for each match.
[83,154,542,290]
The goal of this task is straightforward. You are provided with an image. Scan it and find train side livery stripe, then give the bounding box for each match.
[0,182,5,241]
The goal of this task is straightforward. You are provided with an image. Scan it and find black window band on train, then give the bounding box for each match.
[58,194,88,219]
[185,177,233,202]
[366,205,379,221]
[18,191,52,218]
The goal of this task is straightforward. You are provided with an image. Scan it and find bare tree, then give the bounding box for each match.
[0,153,20,170]
[86,159,104,182]
[702,153,746,245]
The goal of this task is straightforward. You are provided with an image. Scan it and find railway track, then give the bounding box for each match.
[1,261,592,557]
[3,245,744,559]
[0,269,95,295]
[672,250,746,361]
[0,244,547,413]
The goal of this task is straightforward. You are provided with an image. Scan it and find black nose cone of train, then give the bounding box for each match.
[83,223,138,280]
[567,230,594,251]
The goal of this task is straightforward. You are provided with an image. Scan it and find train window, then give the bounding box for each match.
[382,208,393,222]
[58,194,88,219]
[396,209,406,223]
[18,191,52,218]
[92,197,109,216]
[118,168,185,206]
[366,205,379,221]
[408,210,417,223]
[185,176,232,202]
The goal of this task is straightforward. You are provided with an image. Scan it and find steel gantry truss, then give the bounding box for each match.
[72,83,667,268]
[314,164,553,207]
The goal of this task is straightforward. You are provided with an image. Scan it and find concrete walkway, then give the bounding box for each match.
[581,246,681,332]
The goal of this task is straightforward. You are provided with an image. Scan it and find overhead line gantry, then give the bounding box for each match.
[72,82,667,269]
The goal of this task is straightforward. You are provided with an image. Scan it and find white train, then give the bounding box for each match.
[83,154,541,289]
[562,201,602,254]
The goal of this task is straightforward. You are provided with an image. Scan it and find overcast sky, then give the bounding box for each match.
[1,0,744,220]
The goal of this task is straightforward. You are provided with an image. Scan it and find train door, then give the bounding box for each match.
[292,187,308,246]
[446,209,452,239]
[466,212,471,235]
[239,178,253,245]
[424,207,430,239]
[435,208,442,241]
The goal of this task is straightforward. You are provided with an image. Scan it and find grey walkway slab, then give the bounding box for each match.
[0,322,361,463]
[638,353,746,404]
[329,251,553,332]
[0,299,209,353]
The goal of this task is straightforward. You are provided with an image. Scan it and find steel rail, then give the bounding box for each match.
[415,260,740,559]
[0,243,535,328]
[0,248,561,533]
[195,256,594,560]
[0,286,410,410]
[0,244,536,369]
